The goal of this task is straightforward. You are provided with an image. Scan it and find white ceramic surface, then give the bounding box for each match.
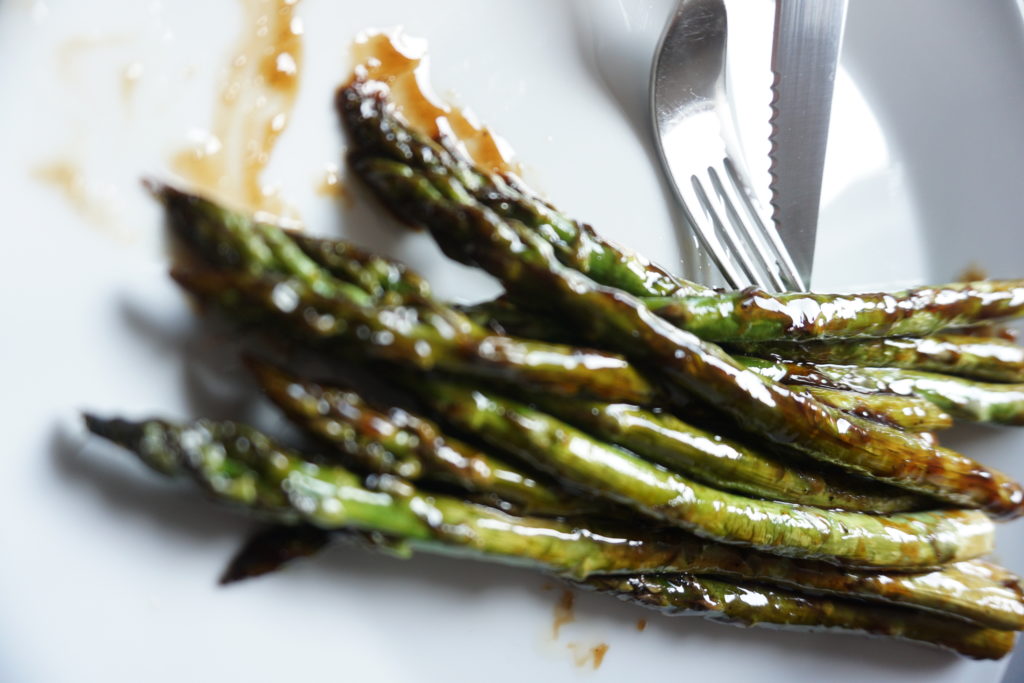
[2,1,1024,681]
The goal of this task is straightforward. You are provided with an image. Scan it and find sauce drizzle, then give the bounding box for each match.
[349,31,518,176]
[551,589,575,639]
[121,61,144,109]
[315,162,348,200]
[568,642,609,670]
[33,159,128,240]
[172,0,304,217]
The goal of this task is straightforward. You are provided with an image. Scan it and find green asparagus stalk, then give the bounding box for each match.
[221,526,1014,659]
[334,83,712,299]
[637,282,1024,342]
[290,234,432,303]
[793,385,953,432]
[155,182,376,307]
[155,186,951,434]
[462,299,951,431]
[158,185,661,406]
[582,575,1015,660]
[172,264,661,406]
[950,322,1019,342]
[340,81,1024,343]
[253,356,928,512]
[410,378,994,568]
[739,357,1024,426]
[156,182,432,305]
[468,296,1024,394]
[799,364,1024,426]
[342,143,1023,518]
[84,415,1024,629]
[734,334,1024,384]
[248,359,583,515]
[525,396,929,511]
[466,173,716,297]
[457,296,560,339]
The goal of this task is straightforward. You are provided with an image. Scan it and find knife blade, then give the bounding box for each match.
[768,0,848,290]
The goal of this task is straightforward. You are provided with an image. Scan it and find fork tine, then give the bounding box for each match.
[672,171,748,290]
[720,159,804,291]
[705,162,781,291]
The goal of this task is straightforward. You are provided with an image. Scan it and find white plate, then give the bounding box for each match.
[2,1,1024,681]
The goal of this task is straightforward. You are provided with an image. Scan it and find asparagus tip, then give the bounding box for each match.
[140,177,166,200]
[82,413,145,452]
[219,526,331,585]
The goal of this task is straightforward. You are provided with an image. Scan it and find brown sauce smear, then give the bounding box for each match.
[57,34,131,82]
[349,31,518,176]
[33,159,127,239]
[552,589,575,639]
[315,162,348,201]
[172,0,304,218]
[568,642,609,670]
[121,61,144,109]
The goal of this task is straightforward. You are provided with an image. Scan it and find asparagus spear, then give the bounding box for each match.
[221,527,1014,659]
[173,263,661,406]
[254,356,929,512]
[798,364,1024,426]
[158,184,662,406]
[411,378,995,568]
[154,187,952,434]
[342,146,1023,518]
[582,575,1015,660]
[734,334,1024,384]
[525,396,929,511]
[740,357,1024,426]
[461,298,949,431]
[334,83,711,299]
[636,282,1024,342]
[951,323,1019,343]
[156,182,432,304]
[248,359,584,515]
[457,295,560,339]
[340,81,1024,342]
[84,415,1024,629]
[468,298,1024,390]
[291,234,431,303]
[793,385,952,432]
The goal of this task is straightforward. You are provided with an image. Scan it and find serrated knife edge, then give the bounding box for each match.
[768,0,848,290]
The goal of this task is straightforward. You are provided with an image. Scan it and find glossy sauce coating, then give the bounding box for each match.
[552,590,575,638]
[736,334,1024,383]
[585,575,1015,660]
[344,141,1024,518]
[809,364,1024,426]
[251,362,577,515]
[348,31,517,175]
[647,281,1024,342]
[534,397,929,511]
[86,415,1024,630]
[173,0,303,217]
[421,381,994,569]
[334,86,1024,517]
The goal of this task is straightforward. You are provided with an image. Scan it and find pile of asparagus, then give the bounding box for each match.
[85,77,1024,660]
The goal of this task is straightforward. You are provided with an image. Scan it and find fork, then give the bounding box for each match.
[650,0,803,292]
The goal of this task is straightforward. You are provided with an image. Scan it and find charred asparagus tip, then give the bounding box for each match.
[83,413,146,452]
[140,177,168,200]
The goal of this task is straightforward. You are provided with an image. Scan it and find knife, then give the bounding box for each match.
[768,0,849,290]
